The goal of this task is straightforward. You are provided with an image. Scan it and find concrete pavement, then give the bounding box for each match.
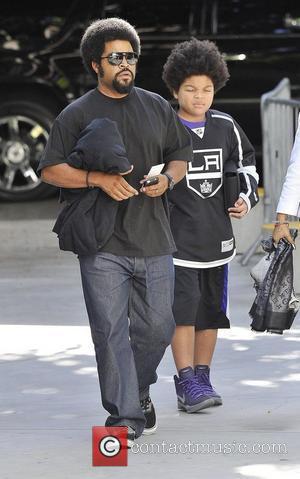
[1,198,300,479]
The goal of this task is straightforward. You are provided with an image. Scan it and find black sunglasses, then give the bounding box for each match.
[100,52,139,66]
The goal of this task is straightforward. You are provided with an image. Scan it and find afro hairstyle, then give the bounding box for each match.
[162,38,229,94]
[80,17,141,78]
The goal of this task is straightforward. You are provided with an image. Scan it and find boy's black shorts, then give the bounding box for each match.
[173,264,230,330]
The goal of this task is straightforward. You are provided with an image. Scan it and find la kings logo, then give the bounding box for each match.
[186,148,223,198]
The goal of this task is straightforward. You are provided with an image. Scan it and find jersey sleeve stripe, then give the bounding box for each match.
[211,114,243,166]
[237,165,259,183]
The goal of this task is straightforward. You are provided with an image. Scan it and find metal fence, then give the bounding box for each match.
[240,77,300,265]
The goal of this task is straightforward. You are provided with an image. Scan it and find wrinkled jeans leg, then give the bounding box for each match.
[78,252,146,437]
[129,255,175,399]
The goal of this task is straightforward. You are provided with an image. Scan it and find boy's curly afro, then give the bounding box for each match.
[162,38,229,93]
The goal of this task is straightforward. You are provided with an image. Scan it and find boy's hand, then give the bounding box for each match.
[140,174,169,196]
[228,197,248,219]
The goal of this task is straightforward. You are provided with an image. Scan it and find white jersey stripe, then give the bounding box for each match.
[173,249,236,268]
[211,114,243,166]
[211,115,259,182]
[238,165,259,183]
[188,172,222,179]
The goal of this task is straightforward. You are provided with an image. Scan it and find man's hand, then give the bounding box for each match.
[140,174,169,197]
[228,197,248,219]
[93,170,139,201]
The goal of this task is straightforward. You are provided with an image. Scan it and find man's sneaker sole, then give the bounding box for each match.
[177,397,214,413]
[127,438,135,448]
[142,423,158,435]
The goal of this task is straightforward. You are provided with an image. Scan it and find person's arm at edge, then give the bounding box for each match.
[272,212,295,246]
[272,118,300,245]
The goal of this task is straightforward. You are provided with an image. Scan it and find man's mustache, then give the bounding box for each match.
[116,69,134,79]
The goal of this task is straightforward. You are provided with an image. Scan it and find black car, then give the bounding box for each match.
[1,0,300,201]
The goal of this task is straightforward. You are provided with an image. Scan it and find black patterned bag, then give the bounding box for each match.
[249,230,299,334]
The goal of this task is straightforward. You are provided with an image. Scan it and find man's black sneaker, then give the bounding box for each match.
[126,426,136,448]
[105,426,135,449]
[140,396,157,435]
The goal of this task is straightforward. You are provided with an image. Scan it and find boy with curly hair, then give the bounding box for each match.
[162,38,259,412]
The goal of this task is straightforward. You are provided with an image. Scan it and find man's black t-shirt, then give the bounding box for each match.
[38,87,192,256]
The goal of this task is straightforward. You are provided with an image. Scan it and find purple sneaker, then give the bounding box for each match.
[174,366,215,413]
[194,365,223,406]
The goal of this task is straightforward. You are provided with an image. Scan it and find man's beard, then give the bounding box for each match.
[113,72,134,94]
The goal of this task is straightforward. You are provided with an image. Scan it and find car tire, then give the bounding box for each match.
[0,98,59,201]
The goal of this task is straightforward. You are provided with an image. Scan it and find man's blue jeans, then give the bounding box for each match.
[78,252,175,437]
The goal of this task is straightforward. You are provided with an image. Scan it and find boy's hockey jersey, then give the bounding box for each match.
[168,109,259,268]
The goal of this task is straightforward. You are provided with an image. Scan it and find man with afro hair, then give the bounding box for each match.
[38,18,192,444]
[162,38,259,413]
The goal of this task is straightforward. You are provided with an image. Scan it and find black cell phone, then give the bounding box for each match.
[142,176,159,187]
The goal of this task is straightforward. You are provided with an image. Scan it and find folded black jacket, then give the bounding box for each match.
[53,118,131,255]
[249,230,299,334]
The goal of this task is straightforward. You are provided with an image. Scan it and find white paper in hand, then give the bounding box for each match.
[147,163,165,176]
